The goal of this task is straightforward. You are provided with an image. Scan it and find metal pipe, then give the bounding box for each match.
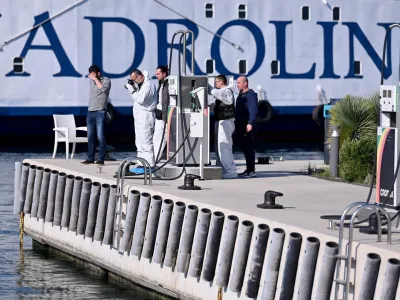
[131,192,152,256]
[245,223,270,298]
[202,211,225,282]
[330,125,340,177]
[188,208,211,278]
[61,174,74,228]
[164,201,186,268]
[44,170,59,222]
[261,228,286,300]
[119,190,141,252]
[177,204,199,274]
[279,232,303,300]
[182,33,187,75]
[53,172,67,226]
[14,162,22,215]
[37,168,51,220]
[229,220,254,293]
[216,215,239,288]
[297,237,321,300]
[94,183,111,242]
[315,241,339,300]
[23,164,37,214]
[359,253,381,300]
[18,162,30,212]
[76,178,92,235]
[142,195,163,259]
[103,184,118,246]
[30,166,44,218]
[68,176,83,232]
[184,30,195,75]
[380,258,400,300]
[152,199,174,264]
[85,181,101,238]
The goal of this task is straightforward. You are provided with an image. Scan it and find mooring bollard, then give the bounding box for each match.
[53,172,67,226]
[229,220,254,293]
[45,170,59,222]
[330,125,340,177]
[119,190,141,252]
[18,162,30,213]
[152,199,174,265]
[188,208,212,278]
[61,174,75,228]
[380,258,400,300]
[261,227,286,300]
[30,166,44,218]
[85,182,101,238]
[76,178,92,235]
[131,192,151,256]
[216,215,239,288]
[177,204,199,274]
[245,223,270,298]
[359,253,381,300]
[93,183,111,242]
[14,162,22,215]
[23,164,37,214]
[103,184,118,246]
[315,241,339,300]
[202,211,225,282]
[37,168,51,220]
[164,201,186,268]
[142,195,163,259]
[297,237,320,300]
[68,176,83,232]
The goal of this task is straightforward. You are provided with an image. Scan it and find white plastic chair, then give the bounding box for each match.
[53,114,88,159]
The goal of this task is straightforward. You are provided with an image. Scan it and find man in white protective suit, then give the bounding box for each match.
[124,69,157,173]
[208,75,238,179]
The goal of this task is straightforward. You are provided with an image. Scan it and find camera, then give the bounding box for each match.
[127,79,135,86]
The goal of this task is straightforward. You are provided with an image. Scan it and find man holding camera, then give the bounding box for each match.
[124,69,157,171]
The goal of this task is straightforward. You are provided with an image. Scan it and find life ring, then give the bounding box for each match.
[312,104,324,127]
[106,102,116,124]
[257,100,273,123]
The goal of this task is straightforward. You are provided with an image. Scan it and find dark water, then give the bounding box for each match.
[0,144,323,299]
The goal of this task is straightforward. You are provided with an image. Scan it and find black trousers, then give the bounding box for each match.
[235,123,256,172]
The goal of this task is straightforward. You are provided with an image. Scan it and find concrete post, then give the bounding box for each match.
[120,190,141,252]
[297,237,320,300]
[93,183,111,242]
[131,192,151,256]
[103,184,118,246]
[279,232,303,300]
[380,258,400,300]
[261,228,286,300]
[245,224,270,298]
[68,176,83,232]
[229,220,254,293]
[188,208,212,278]
[14,162,22,215]
[77,178,92,235]
[45,170,59,222]
[142,195,163,259]
[315,241,339,300]
[18,162,30,213]
[359,253,381,300]
[37,168,51,220]
[164,201,186,268]
[152,199,174,265]
[53,172,67,226]
[30,166,44,218]
[330,125,340,177]
[177,205,199,274]
[23,164,37,214]
[202,211,225,282]
[61,174,75,228]
[85,181,101,238]
[216,215,239,288]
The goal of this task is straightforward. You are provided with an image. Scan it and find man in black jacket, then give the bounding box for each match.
[235,76,258,178]
[153,65,169,161]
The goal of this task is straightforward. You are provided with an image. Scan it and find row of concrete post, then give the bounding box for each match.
[14,162,400,299]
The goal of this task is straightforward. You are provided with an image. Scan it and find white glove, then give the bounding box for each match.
[124,84,135,94]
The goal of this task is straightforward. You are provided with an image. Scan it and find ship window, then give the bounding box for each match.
[332,7,340,21]
[301,6,310,20]
[271,60,280,75]
[205,3,214,18]
[239,60,247,74]
[354,61,361,75]
[13,57,24,73]
[206,59,215,74]
[238,4,247,19]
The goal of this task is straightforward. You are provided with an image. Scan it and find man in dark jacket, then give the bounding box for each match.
[235,76,258,177]
[153,65,169,161]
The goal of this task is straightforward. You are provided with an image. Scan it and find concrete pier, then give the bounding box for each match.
[16,158,400,300]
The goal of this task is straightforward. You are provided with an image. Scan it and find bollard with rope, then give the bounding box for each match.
[19,212,24,248]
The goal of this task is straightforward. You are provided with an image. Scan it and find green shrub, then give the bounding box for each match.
[339,136,376,184]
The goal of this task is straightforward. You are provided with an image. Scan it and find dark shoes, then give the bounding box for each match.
[238,169,256,178]
[79,160,104,165]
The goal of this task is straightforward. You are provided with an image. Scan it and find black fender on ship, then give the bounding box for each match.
[257,100,273,123]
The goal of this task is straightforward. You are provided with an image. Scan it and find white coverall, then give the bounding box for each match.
[153,79,168,162]
[126,70,157,167]
[209,85,238,179]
